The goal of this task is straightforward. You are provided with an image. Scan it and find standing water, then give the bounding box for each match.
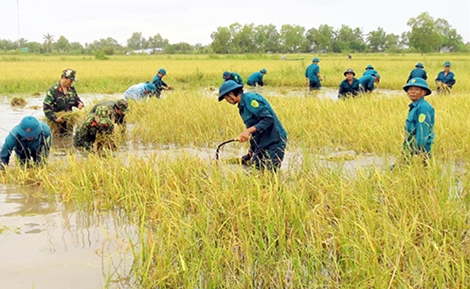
[0,185,138,288]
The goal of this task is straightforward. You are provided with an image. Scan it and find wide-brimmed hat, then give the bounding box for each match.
[222,71,230,79]
[403,77,431,96]
[144,83,156,93]
[158,68,167,75]
[116,99,129,113]
[415,62,424,68]
[95,106,112,125]
[343,68,355,76]
[312,57,320,62]
[62,69,77,81]
[260,68,267,74]
[218,80,243,101]
[18,116,41,138]
[365,64,374,70]
[444,61,451,67]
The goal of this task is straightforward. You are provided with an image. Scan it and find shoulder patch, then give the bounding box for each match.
[251,99,259,108]
[418,113,426,123]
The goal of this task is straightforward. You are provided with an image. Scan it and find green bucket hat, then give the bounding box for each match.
[403,77,431,96]
[218,80,243,101]
[144,83,156,93]
[365,64,374,70]
[415,62,424,68]
[222,71,231,79]
[444,61,451,67]
[312,57,320,62]
[343,68,355,76]
[18,116,41,138]
[158,68,167,75]
[116,99,129,113]
[95,106,112,125]
[260,68,267,74]
[62,69,77,81]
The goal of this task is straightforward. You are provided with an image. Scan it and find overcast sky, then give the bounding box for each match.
[1,0,469,46]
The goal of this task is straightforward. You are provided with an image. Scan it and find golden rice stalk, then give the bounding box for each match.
[43,110,85,136]
[10,97,27,108]
[93,131,120,153]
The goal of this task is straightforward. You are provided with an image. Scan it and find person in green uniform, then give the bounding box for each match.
[0,116,51,168]
[407,62,427,82]
[338,68,360,99]
[305,57,323,90]
[73,106,114,151]
[363,64,378,76]
[90,99,129,126]
[151,68,172,98]
[359,73,380,93]
[223,71,244,85]
[218,80,287,171]
[402,77,435,165]
[247,69,267,87]
[43,69,84,136]
[435,61,456,94]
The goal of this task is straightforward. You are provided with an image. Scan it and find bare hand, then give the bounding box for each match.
[77,101,84,109]
[237,129,251,143]
[56,116,64,123]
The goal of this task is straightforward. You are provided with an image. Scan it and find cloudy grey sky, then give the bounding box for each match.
[1,0,469,45]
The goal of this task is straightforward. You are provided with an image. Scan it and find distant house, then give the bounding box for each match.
[131,48,163,54]
[440,46,452,53]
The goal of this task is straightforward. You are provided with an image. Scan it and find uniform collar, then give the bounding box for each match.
[237,93,247,109]
[409,97,425,108]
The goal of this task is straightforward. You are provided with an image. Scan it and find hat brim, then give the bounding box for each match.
[218,83,243,101]
[403,84,432,96]
[344,72,355,76]
[18,126,41,138]
[118,106,129,113]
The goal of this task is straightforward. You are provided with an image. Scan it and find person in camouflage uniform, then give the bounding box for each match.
[73,106,114,151]
[43,69,84,136]
[90,99,129,126]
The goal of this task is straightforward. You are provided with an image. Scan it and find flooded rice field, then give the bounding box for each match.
[0,89,462,288]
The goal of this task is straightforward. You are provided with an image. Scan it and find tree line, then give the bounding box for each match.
[0,12,468,56]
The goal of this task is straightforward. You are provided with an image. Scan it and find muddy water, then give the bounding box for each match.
[0,185,138,289]
[201,86,404,100]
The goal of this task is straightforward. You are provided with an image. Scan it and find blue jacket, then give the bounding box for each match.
[238,92,287,152]
[363,69,378,76]
[151,74,169,92]
[403,97,435,154]
[338,78,360,98]
[435,71,456,87]
[359,75,376,92]
[407,68,427,82]
[124,83,150,100]
[1,122,52,165]
[247,72,264,86]
[305,63,320,82]
[226,72,244,85]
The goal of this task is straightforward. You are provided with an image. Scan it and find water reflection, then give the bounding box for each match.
[0,185,138,289]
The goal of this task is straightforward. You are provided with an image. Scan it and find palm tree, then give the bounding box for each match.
[43,33,54,53]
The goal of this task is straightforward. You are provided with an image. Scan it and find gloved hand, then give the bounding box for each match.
[241,154,251,166]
